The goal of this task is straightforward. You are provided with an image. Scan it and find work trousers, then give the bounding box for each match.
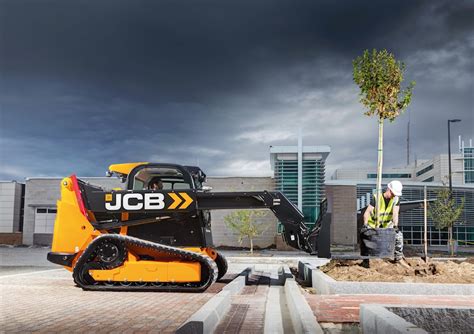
[394,230,404,261]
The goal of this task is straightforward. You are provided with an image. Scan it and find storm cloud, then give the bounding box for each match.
[0,0,473,180]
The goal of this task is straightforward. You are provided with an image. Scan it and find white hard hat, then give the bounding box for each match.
[388,180,403,196]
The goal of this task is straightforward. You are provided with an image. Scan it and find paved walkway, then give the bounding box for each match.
[214,270,270,333]
[0,268,231,333]
[304,293,474,323]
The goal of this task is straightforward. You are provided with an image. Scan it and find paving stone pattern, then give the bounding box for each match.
[304,293,474,323]
[214,271,269,333]
[0,270,228,333]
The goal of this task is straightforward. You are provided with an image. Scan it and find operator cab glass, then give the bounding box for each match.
[131,167,191,190]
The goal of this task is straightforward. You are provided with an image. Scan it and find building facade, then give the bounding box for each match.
[0,181,24,244]
[270,143,330,231]
[332,138,474,186]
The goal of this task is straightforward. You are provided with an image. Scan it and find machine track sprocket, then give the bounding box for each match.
[72,234,218,292]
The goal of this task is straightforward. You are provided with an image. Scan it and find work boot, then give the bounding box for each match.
[396,257,410,269]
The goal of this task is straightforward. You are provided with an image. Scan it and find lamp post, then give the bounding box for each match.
[448,119,461,193]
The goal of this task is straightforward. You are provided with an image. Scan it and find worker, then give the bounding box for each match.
[148,178,163,190]
[363,180,405,263]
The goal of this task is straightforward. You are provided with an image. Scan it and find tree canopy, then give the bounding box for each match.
[353,49,415,121]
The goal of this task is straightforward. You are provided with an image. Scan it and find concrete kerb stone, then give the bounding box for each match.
[310,267,474,295]
[176,267,252,334]
[264,286,285,334]
[360,304,428,334]
[284,277,324,334]
[176,291,231,334]
[297,258,330,286]
[222,266,253,294]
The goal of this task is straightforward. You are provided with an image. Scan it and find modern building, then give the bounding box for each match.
[332,137,473,185]
[461,138,474,184]
[0,181,24,244]
[270,141,330,231]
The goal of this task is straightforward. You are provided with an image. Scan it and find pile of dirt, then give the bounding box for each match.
[320,258,474,284]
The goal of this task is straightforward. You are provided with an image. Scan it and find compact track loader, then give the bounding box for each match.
[48,162,329,292]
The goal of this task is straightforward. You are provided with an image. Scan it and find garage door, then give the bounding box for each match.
[34,208,57,234]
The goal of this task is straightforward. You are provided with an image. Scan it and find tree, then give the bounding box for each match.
[428,186,465,256]
[224,210,268,254]
[353,49,415,226]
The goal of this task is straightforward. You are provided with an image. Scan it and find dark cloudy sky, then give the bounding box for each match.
[0,0,473,180]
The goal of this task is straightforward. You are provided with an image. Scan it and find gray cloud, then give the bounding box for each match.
[0,0,472,180]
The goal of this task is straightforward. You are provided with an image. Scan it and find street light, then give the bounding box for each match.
[448,119,461,193]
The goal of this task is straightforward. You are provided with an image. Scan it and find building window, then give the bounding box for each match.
[422,176,434,182]
[367,173,411,179]
[464,147,474,184]
[416,164,434,177]
[274,159,325,232]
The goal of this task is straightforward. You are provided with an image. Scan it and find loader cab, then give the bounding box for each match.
[123,163,207,192]
[128,166,192,191]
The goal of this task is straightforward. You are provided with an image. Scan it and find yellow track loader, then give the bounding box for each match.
[47,162,327,291]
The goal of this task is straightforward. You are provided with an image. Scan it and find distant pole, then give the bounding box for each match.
[447,119,461,193]
[406,119,410,166]
[423,185,428,260]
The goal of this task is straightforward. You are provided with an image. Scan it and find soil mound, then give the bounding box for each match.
[320,258,474,284]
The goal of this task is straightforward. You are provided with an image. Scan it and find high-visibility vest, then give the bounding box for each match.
[367,194,399,228]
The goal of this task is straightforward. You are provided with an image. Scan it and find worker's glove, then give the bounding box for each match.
[360,225,376,237]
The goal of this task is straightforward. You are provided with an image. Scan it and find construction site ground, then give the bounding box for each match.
[1,246,474,333]
[320,257,474,283]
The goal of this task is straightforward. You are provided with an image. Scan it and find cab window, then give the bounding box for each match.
[132,167,192,190]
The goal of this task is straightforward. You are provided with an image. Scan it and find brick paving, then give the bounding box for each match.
[304,292,474,323]
[0,269,231,333]
[214,271,270,333]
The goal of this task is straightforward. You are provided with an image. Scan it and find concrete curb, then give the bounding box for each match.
[222,267,251,294]
[284,277,324,334]
[176,268,251,334]
[360,304,428,333]
[311,268,474,295]
[264,286,284,334]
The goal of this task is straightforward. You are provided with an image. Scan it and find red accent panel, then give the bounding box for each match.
[70,174,88,219]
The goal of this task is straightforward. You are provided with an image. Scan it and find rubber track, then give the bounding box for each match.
[72,234,218,292]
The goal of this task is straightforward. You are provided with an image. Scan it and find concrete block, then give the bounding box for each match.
[360,304,428,334]
[264,286,284,334]
[311,268,474,295]
[176,290,231,334]
[284,278,323,334]
[222,268,250,294]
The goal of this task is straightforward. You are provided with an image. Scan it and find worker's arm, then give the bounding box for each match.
[363,204,374,226]
[392,205,399,227]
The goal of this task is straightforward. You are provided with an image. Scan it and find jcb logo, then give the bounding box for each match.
[104,192,193,211]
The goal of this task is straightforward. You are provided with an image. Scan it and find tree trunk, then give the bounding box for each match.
[376,118,384,227]
[448,226,454,256]
[250,238,254,254]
